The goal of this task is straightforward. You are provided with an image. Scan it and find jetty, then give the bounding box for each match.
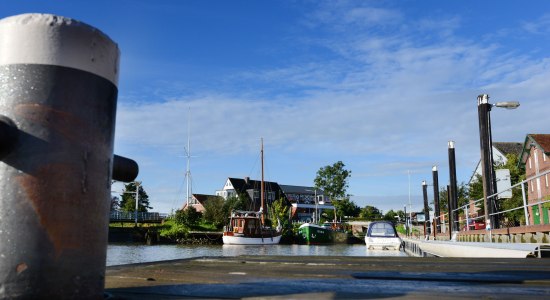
[105,255,550,299]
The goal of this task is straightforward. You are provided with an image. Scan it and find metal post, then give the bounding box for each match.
[521,182,530,226]
[0,13,136,299]
[448,141,459,232]
[314,189,318,224]
[465,207,470,231]
[407,170,412,235]
[134,182,140,227]
[432,166,441,233]
[478,94,498,230]
[422,180,431,238]
[447,185,452,239]
[404,205,408,237]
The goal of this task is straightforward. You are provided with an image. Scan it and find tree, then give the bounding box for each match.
[202,195,249,229]
[314,161,351,202]
[360,205,383,221]
[436,182,469,213]
[269,197,292,239]
[174,206,202,227]
[496,153,525,225]
[119,181,152,212]
[203,197,227,228]
[384,209,398,222]
[223,194,248,212]
[333,198,360,219]
[468,153,526,225]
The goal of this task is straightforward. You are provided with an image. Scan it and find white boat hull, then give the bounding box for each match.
[365,236,402,250]
[223,234,282,245]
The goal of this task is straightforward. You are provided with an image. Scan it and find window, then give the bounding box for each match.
[531,180,534,192]
[546,174,549,188]
[529,157,532,169]
[544,153,548,162]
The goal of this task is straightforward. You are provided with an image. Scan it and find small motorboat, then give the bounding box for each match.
[365,221,402,250]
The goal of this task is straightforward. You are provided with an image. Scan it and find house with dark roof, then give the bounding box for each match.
[279,185,334,222]
[182,194,223,213]
[518,134,550,225]
[469,142,523,185]
[215,178,333,221]
[215,177,287,211]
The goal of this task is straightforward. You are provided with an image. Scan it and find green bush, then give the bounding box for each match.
[159,219,188,240]
[174,207,202,227]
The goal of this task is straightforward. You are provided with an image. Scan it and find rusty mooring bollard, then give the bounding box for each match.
[0,14,138,298]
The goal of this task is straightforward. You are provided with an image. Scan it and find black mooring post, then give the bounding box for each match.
[422,180,430,238]
[0,13,137,299]
[448,141,459,232]
[447,185,452,240]
[432,166,441,233]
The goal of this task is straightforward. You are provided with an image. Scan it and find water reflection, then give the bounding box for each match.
[107,244,406,266]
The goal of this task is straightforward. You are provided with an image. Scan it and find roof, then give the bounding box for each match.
[192,194,222,204]
[519,134,550,164]
[493,142,523,157]
[279,184,324,195]
[227,177,281,194]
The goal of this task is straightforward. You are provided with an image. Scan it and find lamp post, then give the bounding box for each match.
[134,182,140,227]
[477,94,519,230]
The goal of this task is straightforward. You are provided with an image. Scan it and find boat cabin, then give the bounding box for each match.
[227,211,263,236]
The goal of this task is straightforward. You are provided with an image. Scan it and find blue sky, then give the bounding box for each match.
[3,1,550,214]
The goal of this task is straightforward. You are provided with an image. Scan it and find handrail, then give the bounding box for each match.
[430,168,550,232]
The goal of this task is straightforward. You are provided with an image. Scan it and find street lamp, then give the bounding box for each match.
[477,94,519,231]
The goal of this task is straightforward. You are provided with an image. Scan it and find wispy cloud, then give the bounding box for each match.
[522,13,550,34]
[112,2,550,212]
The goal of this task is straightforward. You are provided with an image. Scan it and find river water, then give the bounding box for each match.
[107,244,407,266]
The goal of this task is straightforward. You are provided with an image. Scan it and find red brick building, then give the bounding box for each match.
[182,194,223,213]
[519,134,550,225]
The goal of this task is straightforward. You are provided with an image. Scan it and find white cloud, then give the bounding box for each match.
[522,13,550,34]
[113,3,550,213]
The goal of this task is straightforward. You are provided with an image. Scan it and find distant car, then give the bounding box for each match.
[465,220,486,231]
[365,221,402,250]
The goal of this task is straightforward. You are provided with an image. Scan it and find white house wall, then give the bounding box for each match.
[469,146,508,184]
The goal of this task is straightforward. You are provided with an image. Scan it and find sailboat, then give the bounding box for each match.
[222,139,282,245]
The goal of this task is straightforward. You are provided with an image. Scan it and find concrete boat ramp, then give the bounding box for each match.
[105,255,550,299]
[403,238,550,258]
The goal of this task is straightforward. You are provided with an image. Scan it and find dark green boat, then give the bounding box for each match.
[297,222,348,244]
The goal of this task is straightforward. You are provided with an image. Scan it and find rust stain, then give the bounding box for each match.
[16,163,101,259]
[16,263,28,275]
[14,103,102,146]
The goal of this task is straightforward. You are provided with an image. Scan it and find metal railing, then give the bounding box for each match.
[110,211,168,222]
[431,168,550,234]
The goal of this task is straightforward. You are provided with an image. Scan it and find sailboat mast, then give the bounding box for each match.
[185,107,191,208]
[261,138,265,225]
